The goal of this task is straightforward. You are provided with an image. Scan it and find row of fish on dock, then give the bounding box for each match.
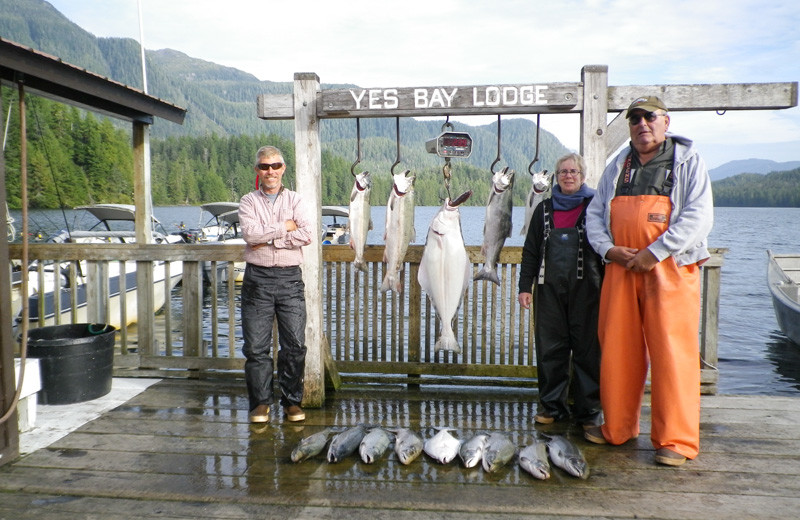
[348,166,553,354]
[291,425,589,480]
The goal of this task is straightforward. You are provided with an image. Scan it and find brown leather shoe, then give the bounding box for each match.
[249,404,270,424]
[534,412,555,425]
[655,448,687,466]
[284,405,305,422]
[583,425,607,444]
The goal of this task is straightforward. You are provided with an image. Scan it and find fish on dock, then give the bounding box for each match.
[359,427,393,464]
[459,433,489,468]
[348,170,373,273]
[545,434,589,479]
[381,170,416,293]
[519,169,551,237]
[423,428,462,464]
[481,432,516,473]
[291,427,333,463]
[518,437,551,480]
[327,425,368,463]
[394,428,424,465]
[474,167,515,285]
[417,190,472,353]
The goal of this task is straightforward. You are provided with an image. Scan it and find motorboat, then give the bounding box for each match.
[182,202,241,243]
[13,204,184,333]
[767,250,800,346]
[322,205,350,245]
[184,202,246,282]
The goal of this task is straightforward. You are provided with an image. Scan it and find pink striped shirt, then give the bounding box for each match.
[238,187,313,267]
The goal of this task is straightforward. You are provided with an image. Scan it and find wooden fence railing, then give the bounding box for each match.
[322,245,535,386]
[8,244,724,393]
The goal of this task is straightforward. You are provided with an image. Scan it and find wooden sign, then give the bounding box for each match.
[257,83,581,119]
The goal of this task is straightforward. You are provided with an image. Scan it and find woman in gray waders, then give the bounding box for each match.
[518,153,603,429]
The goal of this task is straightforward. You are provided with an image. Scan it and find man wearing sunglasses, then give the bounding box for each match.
[585,96,714,467]
[238,145,313,424]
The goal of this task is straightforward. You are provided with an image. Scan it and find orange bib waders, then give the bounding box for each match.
[598,195,701,459]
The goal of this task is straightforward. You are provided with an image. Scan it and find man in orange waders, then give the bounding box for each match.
[584,96,714,466]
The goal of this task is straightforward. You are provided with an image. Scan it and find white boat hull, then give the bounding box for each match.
[767,250,800,346]
[15,259,182,334]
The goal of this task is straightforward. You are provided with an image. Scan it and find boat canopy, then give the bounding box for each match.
[200,202,240,217]
[322,206,349,218]
[75,204,165,225]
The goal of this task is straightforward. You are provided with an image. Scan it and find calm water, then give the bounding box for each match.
[9,205,800,396]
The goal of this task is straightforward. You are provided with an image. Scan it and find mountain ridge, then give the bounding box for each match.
[1,0,798,207]
[708,159,800,181]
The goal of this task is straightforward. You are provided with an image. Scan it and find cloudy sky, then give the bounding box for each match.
[46,0,800,169]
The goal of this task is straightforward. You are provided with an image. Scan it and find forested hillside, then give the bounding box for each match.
[1,0,571,207]
[712,170,800,207]
[1,89,550,208]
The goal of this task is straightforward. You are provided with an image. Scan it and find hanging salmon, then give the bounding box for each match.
[475,167,515,285]
[519,169,551,237]
[348,170,372,272]
[380,170,416,293]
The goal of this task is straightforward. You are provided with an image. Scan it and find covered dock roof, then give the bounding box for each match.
[0,37,185,124]
[1,36,187,467]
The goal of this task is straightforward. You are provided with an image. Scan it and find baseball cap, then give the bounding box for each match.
[626,96,668,118]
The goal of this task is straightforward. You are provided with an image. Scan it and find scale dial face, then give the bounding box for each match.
[427,131,472,158]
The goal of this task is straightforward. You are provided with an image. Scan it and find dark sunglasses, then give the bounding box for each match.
[628,111,664,125]
[256,162,284,171]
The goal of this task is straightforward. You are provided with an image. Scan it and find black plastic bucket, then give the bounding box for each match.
[25,323,117,405]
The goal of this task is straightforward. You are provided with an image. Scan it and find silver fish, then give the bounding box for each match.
[423,428,462,464]
[474,167,515,285]
[546,434,589,479]
[348,170,372,272]
[459,433,489,468]
[518,437,551,479]
[519,169,552,237]
[327,425,367,463]
[359,427,393,464]
[417,190,473,353]
[381,170,416,293]
[291,427,332,463]
[394,428,424,465]
[481,432,516,473]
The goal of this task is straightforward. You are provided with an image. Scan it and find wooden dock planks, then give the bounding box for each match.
[1,379,799,519]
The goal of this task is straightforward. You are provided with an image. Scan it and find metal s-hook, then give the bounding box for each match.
[441,115,453,133]
[390,117,402,175]
[350,117,362,177]
[442,158,452,200]
[528,114,541,176]
[490,114,502,173]
[438,115,454,200]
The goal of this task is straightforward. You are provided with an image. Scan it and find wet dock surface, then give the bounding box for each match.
[2,378,800,519]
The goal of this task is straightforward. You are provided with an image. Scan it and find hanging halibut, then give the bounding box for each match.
[348,170,373,272]
[381,170,416,293]
[474,167,515,285]
[418,190,472,353]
